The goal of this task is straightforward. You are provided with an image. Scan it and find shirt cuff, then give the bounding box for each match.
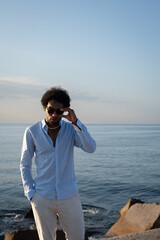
[72,119,83,132]
[26,189,35,201]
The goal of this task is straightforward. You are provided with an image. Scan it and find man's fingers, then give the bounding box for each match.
[60,108,77,123]
[59,111,69,117]
[60,107,72,113]
[60,114,67,118]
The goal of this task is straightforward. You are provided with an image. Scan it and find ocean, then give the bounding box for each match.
[0,123,160,239]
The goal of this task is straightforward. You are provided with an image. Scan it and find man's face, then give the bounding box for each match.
[45,99,64,126]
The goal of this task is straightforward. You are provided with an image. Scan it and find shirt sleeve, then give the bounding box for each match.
[20,128,35,200]
[73,120,96,153]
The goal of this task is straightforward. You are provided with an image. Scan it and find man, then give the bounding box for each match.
[20,87,96,240]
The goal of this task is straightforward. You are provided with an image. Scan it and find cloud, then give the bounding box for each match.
[0,79,100,102]
[0,78,139,107]
[70,90,99,101]
[0,77,39,85]
[0,79,47,100]
[1,78,133,105]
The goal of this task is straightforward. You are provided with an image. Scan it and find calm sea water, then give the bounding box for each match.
[0,123,160,239]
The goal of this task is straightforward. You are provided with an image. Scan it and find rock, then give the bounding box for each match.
[106,200,160,237]
[4,229,88,240]
[100,228,160,240]
[4,229,39,240]
[120,198,144,216]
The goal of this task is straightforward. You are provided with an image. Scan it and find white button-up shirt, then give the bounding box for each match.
[20,119,96,200]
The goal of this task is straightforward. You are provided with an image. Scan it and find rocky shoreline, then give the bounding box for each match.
[101,228,160,240]
[4,198,160,240]
[4,228,160,240]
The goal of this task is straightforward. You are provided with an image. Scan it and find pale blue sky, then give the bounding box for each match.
[0,0,160,123]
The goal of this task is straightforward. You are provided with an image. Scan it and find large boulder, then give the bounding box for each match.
[4,229,88,240]
[120,198,144,216]
[106,199,160,237]
[101,228,160,240]
[4,229,62,240]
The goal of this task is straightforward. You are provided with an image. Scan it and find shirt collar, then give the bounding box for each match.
[41,119,63,130]
[42,119,46,129]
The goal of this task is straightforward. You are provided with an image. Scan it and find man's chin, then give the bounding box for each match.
[50,118,60,124]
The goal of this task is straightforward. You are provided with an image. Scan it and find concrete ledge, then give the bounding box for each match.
[100,228,160,240]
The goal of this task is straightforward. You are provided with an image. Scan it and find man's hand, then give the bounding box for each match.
[60,108,78,125]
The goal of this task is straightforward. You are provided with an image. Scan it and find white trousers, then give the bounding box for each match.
[31,192,85,240]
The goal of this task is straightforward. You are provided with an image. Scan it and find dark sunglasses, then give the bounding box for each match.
[47,107,64,115]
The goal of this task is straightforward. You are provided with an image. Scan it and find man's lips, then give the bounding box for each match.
[50,117,59,122]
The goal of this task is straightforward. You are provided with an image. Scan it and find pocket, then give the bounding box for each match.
[31,192,47,208]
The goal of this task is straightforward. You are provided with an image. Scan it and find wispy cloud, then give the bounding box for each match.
[0,79,46,100]
[0,77,40,85]
[0,78,138,107]
[70,90,99,101]
[0,79,100,102]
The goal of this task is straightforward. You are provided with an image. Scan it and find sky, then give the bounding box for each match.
[0,0,160,124]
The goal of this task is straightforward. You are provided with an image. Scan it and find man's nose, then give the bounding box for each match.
[51,111,58,116]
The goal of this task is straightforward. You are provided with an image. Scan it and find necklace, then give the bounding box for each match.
[48,125,60,130]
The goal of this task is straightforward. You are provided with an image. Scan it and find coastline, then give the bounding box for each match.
[1,124,160,239]
[4,228,160,240]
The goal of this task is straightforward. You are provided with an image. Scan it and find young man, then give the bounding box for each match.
[20,87,96,240]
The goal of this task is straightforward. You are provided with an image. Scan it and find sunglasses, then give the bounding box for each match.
[47,107,64,115]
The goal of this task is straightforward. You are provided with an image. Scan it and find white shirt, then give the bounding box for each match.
[20,119,96,200]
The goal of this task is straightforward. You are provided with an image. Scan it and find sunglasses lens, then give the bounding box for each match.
[56,109,64,115]
[47,107,64,115]
[47,108,54,115]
